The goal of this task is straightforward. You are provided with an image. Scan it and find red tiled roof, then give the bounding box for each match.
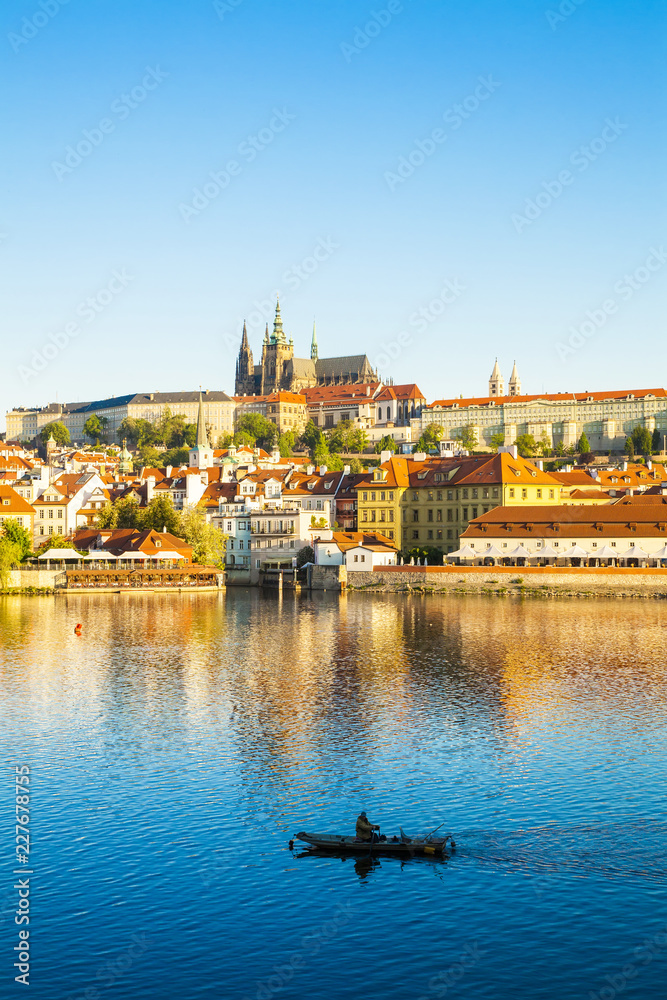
[428,388,667,409]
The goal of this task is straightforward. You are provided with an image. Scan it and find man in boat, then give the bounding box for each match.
[356,811,380,842]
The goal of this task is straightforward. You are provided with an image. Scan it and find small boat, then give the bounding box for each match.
[292,830,455,856]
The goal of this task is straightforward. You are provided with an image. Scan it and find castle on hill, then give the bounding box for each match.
[234,299,377,396]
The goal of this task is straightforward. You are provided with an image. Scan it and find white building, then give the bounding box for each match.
[313,530,398,571]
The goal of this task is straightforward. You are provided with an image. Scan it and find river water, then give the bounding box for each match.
[1,591,667,1000]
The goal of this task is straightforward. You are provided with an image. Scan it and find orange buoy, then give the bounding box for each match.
[74,623,82,634]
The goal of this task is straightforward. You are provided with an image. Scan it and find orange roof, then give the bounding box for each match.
[265,392,306,404]
[304,383,381,405]
[375,383,425,402]
[357,456,413,490]
[327,530,397,552]
[0,485,36,515]
[462,503,667,540]
[428,388,667,408]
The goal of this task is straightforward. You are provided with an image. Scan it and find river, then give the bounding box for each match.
[1,590,666,999]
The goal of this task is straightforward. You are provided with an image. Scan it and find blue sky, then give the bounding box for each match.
[2,0,665,429]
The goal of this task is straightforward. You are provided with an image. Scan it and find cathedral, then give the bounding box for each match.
[234,299,377,396]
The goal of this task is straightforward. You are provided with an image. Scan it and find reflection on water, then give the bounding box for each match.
[1,590,667,1000]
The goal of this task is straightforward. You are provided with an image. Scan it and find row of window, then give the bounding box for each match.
[38,509,64,518]
[402,529,455,541]
[37,525,64,535]
[361,510,394,522]
[362,491,395,502]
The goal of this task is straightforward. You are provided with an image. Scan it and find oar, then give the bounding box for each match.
[423,822,446,841]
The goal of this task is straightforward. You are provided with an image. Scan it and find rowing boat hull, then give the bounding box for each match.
[294,831,453,856]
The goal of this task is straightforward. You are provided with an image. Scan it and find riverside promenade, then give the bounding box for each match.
[343,564,667,599]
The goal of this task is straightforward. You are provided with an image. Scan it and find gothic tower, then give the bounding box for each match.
[311,321,318,361]
[488,358,505,397]
[234,321,255,396]
[508,360,521,396]
[260,298,294,394]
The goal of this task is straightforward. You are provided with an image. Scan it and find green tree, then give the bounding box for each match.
[538,432,552,457]
[348,428,368,454]
[179,507,227,566]
[83,414,109,444]
[236,414,277,447]
[141,496,182,535]
[490,432,505,449]
[374,434,398,455]
[233,431,255,448]
[515,433,537,458]
[0,536,22,588]
[652,428,662,454]
[554,441,566,457]
[40,421,70,446]
[296,545,314,568]
[1,520,32,560]
[347,457,364,473]
[413,424,445,454]
[278,431,296,457]
[300,420,325,453]
[117,417,155,448]
[454,425,477,451]
[217,432,234,449]
[577,432,590,454]
[326,419,353,453]
[631,425,652,457]
[35,535,84,555]
[624,437,635,459]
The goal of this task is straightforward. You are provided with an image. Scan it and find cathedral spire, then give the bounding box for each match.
[272,297,285,343]
[508,360,521,396]
[240,320,249,350]
[311,320,318,361]
[195,389,208,448]
[488,358,505,398]
[263,322,269,345]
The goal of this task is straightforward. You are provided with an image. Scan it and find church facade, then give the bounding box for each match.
[234,300,377,396]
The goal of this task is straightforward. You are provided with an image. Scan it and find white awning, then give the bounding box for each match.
[560,544,589,559]
[37,548,80,560]
[82,550,119,560]
[448,544,476,559]
[537,544,558,558]
[595,545,619,559]
[480,544,503,558]
[649,544,667,560]
[621,544,648,560]
[508,544,532,559]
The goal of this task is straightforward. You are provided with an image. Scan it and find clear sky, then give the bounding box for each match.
[2,0,665,430]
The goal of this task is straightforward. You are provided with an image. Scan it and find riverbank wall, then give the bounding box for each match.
[344,564,667,599]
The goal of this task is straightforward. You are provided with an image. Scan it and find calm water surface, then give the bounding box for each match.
[1,591,666,1000]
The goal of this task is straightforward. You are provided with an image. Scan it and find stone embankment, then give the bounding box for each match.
[345,565,667,599]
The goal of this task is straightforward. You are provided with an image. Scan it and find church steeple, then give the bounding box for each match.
[234,321,255,396]
[195,389,208,448]
[488,358,505,397]
[508,360,521,396]
[190,389,214,470]
[311,321,318,361]
[272,297,286,343]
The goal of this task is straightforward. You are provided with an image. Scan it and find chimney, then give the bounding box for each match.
[647,459,652,470]
[591,468,600,480]
[535,459,543,470]
[412,452,426,462]
[307,465,314,475]
[146,475,156,502]
[380,450,391,464]
[343,465,351,476]
[622,460,628,471]
[165,465,172,477]
[318,465,327,476]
